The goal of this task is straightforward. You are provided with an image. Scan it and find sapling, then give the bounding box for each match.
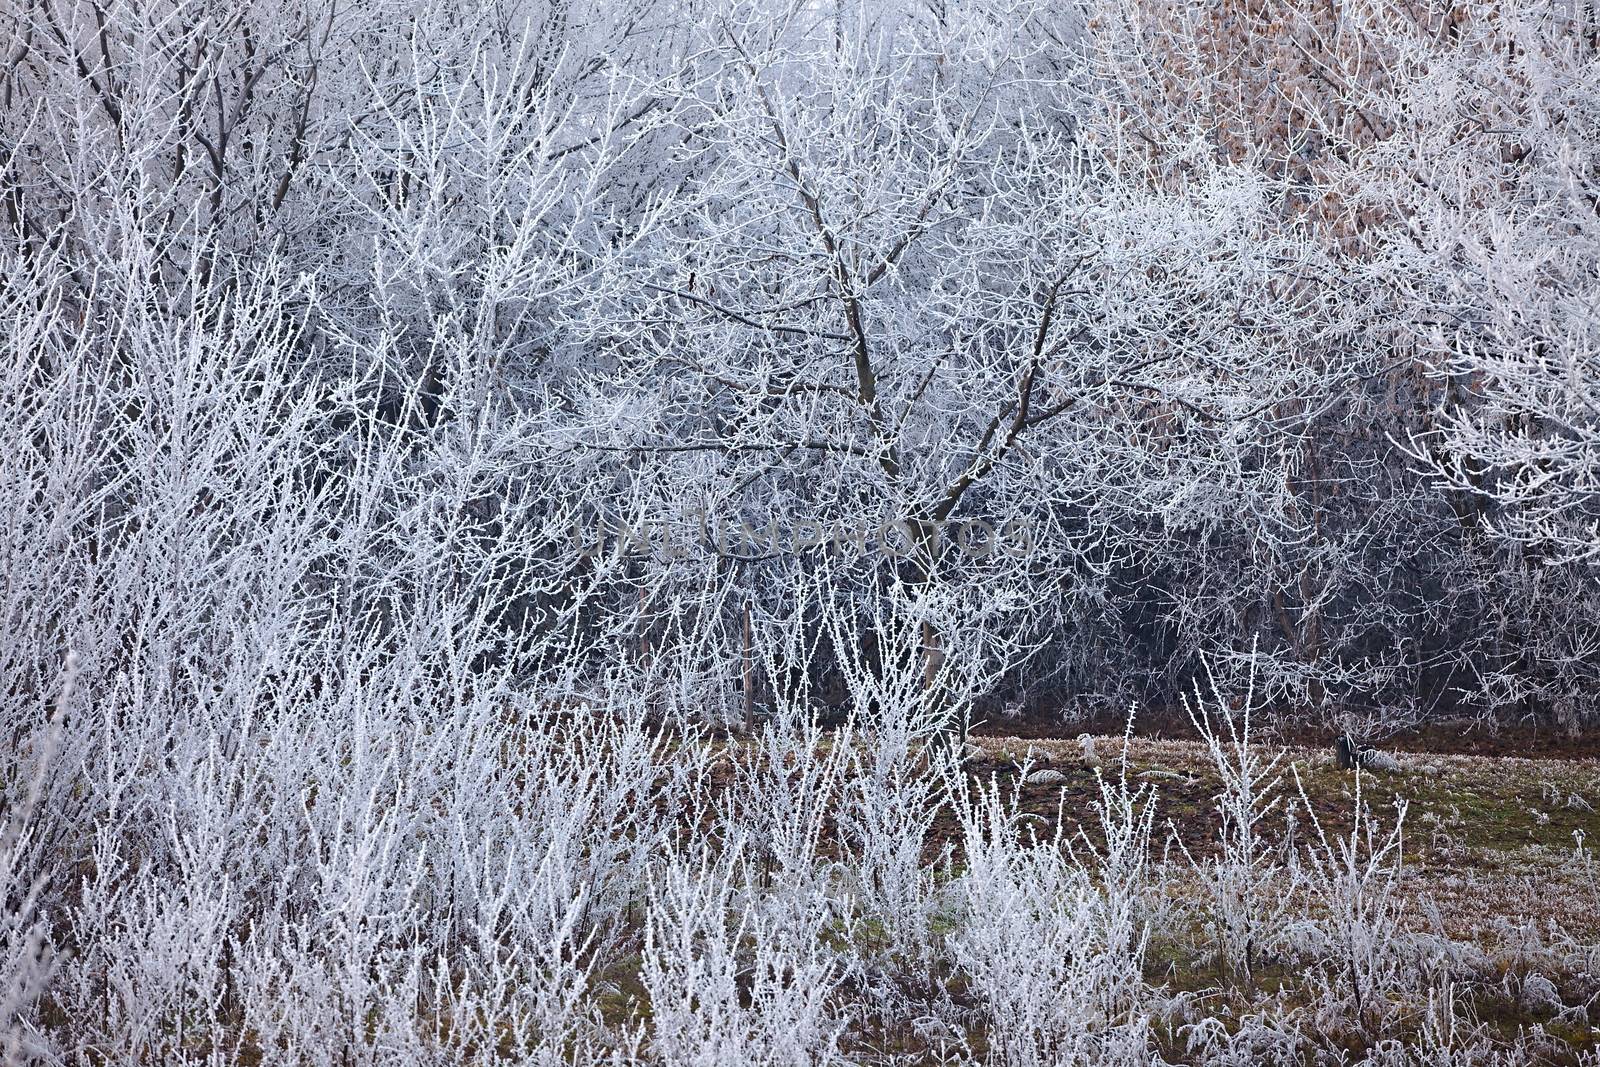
[0,653,74,1067]
[1288,765,1412,1044]
[1176,658,1289,991]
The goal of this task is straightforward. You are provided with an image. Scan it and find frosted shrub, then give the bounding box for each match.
[1180,666,1291,989]
[836,739,949,967]
[1288,768,1415,1044]
[714,708,848,906]
[0,658,72,1066]
[944,766,1155,1066]
[641,846,847,1067]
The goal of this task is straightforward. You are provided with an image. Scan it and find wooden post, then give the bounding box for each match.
[742,602,754,732]
[921,619,944,695]
[922,619,951,752]
[638,585,650,667]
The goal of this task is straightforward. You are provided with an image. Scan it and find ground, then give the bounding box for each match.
[953,730,1600,1060]
[960,732,1600,936]
[675,720,1600,1062]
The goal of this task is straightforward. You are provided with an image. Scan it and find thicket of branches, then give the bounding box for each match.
[1,0,1598,1061]
[3,0,1597,730]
